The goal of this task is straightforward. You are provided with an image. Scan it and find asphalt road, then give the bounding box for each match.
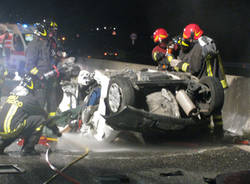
[0,133,250,184]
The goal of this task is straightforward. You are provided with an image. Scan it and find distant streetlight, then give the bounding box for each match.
[130,33,137,45]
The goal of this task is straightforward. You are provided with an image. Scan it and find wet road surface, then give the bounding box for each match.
[0,133,250,184]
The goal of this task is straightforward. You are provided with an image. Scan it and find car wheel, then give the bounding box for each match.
[199,77,224,116]
[106,77,135,114]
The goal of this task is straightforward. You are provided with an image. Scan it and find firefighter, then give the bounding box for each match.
[25,21,60,119]
[0,75,61,155]
[152,28,170,70]
[46,20,64,110]
[169,23,228,139]
[152,28,180,70]
[46,20,63,65]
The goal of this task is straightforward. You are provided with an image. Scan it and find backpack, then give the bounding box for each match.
[198,36,218,58]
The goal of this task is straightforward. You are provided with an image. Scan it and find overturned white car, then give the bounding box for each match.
[62,68,224,142]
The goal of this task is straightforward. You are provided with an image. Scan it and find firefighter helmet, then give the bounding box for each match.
[183,24,203,40]
[153,28,168,43]
[44,20,58,34]
[48,21,58,31]
[34,22,48,37]
[11,75,35,96]
[20,74,36,91]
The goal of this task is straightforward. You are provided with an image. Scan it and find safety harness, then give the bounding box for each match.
[198,36,228,89]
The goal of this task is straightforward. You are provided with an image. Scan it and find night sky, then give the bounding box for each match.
[1,0,249,64]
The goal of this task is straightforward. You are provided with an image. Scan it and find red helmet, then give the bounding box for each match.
[183,24,203,40]
[153,28,168,43]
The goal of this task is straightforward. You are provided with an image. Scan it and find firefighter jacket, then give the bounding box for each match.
[152,45,167,62]
[48,36,61,66]
[176,36,228,89]
[0,94,48,138]
[25,37,51,77]
[152,45,168,70]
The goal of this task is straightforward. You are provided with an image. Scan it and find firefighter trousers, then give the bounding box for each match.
[0,115,46,153]
[35,78,63,117]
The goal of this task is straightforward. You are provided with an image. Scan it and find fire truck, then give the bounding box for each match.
[0,23,35,76]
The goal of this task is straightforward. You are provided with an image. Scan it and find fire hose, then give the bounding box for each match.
[43,144,89,184]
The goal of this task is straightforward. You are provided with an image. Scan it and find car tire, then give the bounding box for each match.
[199,77,224,116]
[106,77,135,114]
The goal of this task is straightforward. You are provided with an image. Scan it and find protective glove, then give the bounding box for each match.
[170,59,182,68]
[153,52,165,62]
[51,126,62,137]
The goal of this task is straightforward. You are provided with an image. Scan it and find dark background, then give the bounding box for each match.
[1,0,249,65]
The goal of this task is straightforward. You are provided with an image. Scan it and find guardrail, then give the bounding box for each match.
[79,57,250,77]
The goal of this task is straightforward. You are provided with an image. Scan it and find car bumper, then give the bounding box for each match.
[105,106,208,132]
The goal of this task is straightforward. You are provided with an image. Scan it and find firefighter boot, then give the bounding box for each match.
[0,148,7,155]
[21,134,41,156]
[222,130,241,144]
[213,125,224,140]
[0,137,17,155]
[212,113,224,141]
[0,138,10,155]
[213,125,239,144]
